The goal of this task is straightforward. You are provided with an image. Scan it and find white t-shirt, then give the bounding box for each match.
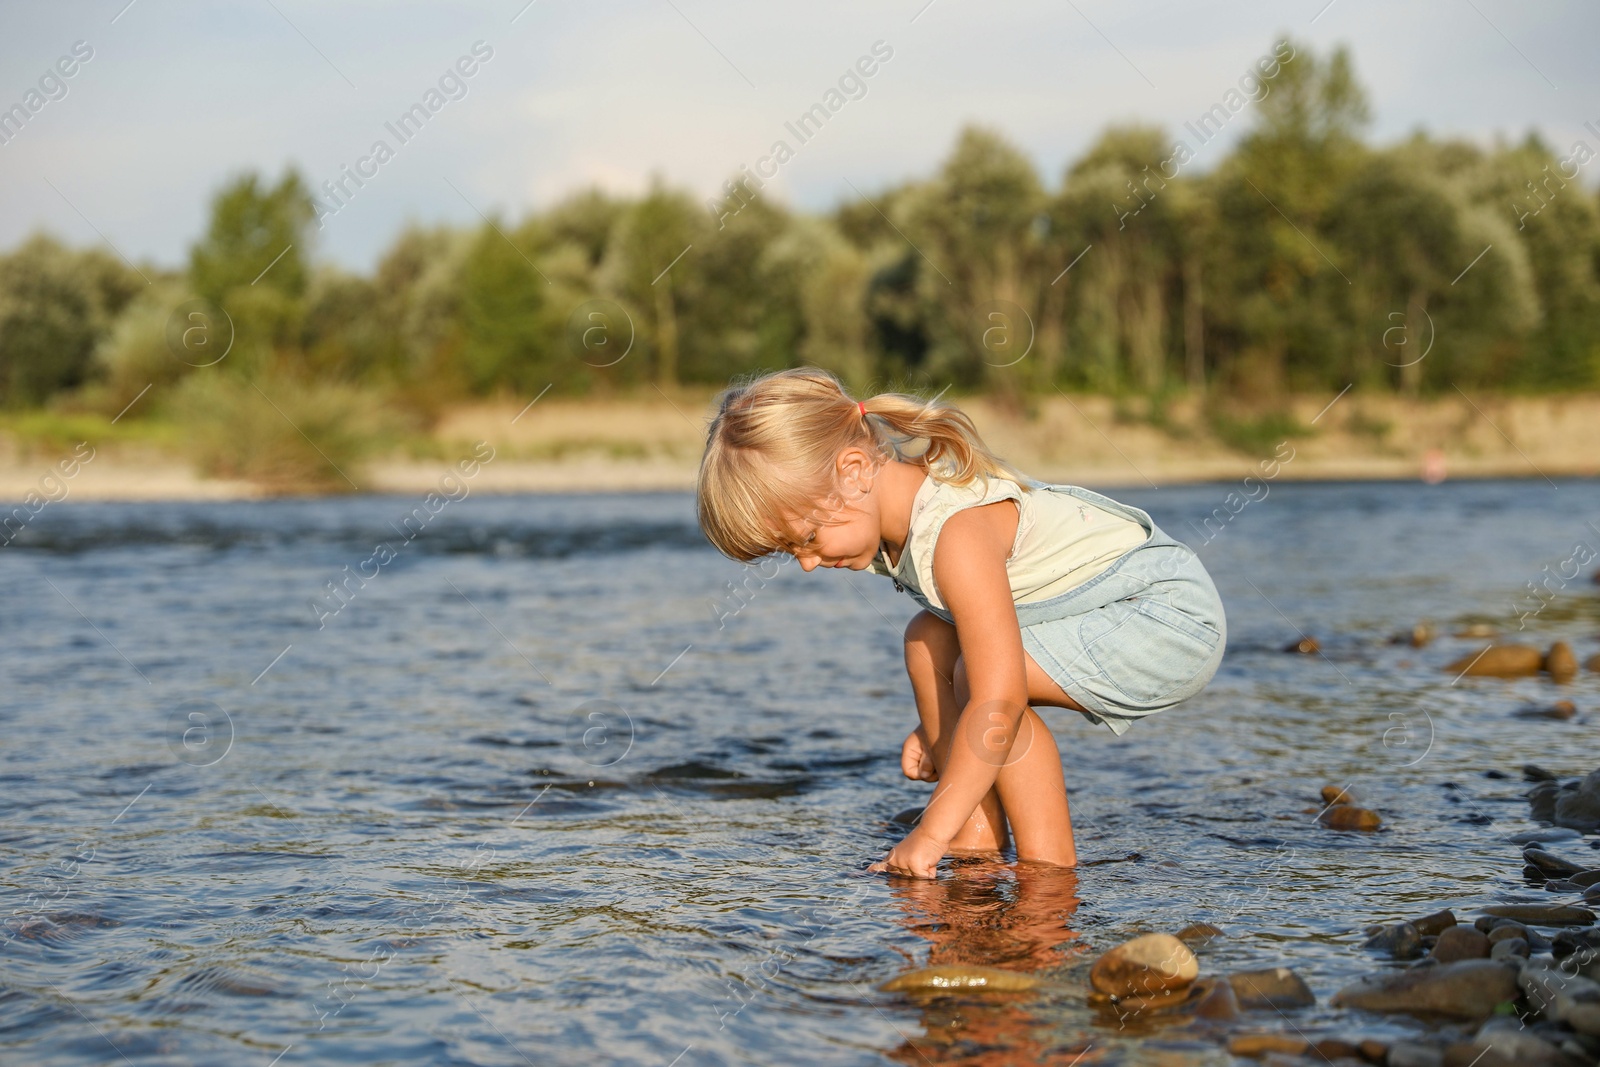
[870,475,1147,611]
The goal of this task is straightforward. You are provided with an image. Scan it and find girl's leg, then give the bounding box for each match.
[952,656,1077,867]
[903,611,1010,852]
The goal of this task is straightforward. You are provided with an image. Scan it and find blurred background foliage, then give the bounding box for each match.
[1,39,1596,480]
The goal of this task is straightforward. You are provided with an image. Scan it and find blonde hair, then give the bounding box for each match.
[697,367,1028,562]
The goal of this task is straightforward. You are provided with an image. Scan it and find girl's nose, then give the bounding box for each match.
[797,555,819,572]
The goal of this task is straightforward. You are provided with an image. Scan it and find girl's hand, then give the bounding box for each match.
[900,726,938,782]
[868,828,946,879]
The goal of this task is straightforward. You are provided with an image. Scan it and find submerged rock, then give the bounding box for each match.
[1526,847,1589,878]
[1319,805,1382,831]
[1412,909,1458,937]
[1331,959,1519,1020]
[1089,933,1198,998]
[1509,828,1582,844]
[1364,921,1424,960]
[1320,784,1355,806]
[1284,636,1320,654]
[879,965,1039,993]
[1489,937,1529,960]
[888,807,923,827]
[1188,975,1239,1020]
[1515,700,1578,721]
[1227,1033,1307,1057]
[1479,903,1596,926]
[1175,921,1224,946]
[1227,967,1315,1009]
[1587,652,1600,673]
[1447,644,1543,677]
[1554,771,1600,832]
[1546,642,1579,683]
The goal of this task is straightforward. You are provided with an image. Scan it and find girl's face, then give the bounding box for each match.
[778,449,882,572]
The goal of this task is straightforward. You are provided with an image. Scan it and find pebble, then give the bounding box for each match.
[1553,770,1600,832]
[1515,700,1578,720]
[1088,933,1199,998]
[1319,805,1382,831]
[1520,962,1600,1036]
[1446,644,1543,677]
[1387,1041,1446,1067]
[1572,870,1600,888]
[1364,921,1424,960]
[1412,909,1458,936]
[1525,847,1588,878]
[888,807,923,826]
[1509,827,1583,844]
[1227,967,1315,1009]
[1431,926,1490,962]
[1331,959,1519,1020]
[1546,641,1578,683]
[1588,885,1600,905]
[1525,764,1562,782]
[1188,976,1239,1021]
[1321,784,1355,806]
[1285,636,1320,654]
[1486,924,1528,944]
[1175,922,1224,946]
[1489,937,1529,960]
[878,965,1040,993]
[1227,1033,1307,1058]
[1458,1026,1583,1067]
[1587,652,1600,673]
[1456,623,1499,639]
[1480,903,1597,926]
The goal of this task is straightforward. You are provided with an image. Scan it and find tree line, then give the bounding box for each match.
[2,37,1597,427]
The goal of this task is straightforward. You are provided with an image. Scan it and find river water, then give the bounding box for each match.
[2,478,1598,1065]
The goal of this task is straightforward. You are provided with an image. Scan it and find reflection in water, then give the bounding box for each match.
[882,861,1098,1066]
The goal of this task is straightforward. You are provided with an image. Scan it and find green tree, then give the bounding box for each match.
[603,178,706,387]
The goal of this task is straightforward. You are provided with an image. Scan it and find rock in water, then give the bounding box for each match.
[1546,641,1578,683]
[1411,909,1458,936]
[1479,904,1597,926]
[1553,770,1600,832]
[1587,652,1600,674]
[1525,847,1588,878]
[1176,922,1224,946]
[1364,921,1423,960]
[1227,967,1315,1009]
[888,807,923,827]
[1188,976,1239,1020]
[1320,784,1355,806]
[1227,1033,1308,1057]
[879,965,1039,993]
[1088,933,1199,998]
[1431,926,1490,962]
[1319,805,1382,831]
[1515,700,1578,720]
[1489,937,1529,961]
[1446,644,1542,677]
[1284,636,1320,654]
[1331,959,1519,1020]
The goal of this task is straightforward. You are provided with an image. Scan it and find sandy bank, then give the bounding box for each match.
[3,391,1597,502]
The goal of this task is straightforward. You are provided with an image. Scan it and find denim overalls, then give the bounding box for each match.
[883,479,1226,735]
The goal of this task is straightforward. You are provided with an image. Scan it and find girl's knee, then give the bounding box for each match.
[902,610,955,665]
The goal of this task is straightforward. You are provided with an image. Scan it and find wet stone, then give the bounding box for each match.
[1526,847,1588,878]
[1227,967,1315,1010]
[1320,805,1381,831]
[1227,1033,1307,1058]
[1571,870,1600,888]
[1364,921,1423,960]
[1446,644,1542,677]
[1411,909,1458,937]
[1387,1041,1446,1067]
[1480,904,1596,926]
[1489,938,1529,960]
[1546,641,1578,683]
[1321,784,1355,806]
[1188,976,1239,1021]
[1175,922,1224,946]
[1509,828,1583,844]
[1331,959,1519,1020]
[1486,923,1528,944]
[1431,926,1490,962]
[1284,636,1320,654]
[1516,700,1578,720]
[1089,933,1199,998]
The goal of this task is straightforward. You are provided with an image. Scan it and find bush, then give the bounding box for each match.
[172,372,398,494]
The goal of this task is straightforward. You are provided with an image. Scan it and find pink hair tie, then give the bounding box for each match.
[857,400,867,417]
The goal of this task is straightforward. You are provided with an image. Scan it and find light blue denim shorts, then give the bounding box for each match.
[906,482,1226,736]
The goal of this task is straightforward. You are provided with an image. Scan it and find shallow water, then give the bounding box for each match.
[2,478,1599,1066]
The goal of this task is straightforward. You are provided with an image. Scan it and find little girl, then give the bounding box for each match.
[696,368,1226,878]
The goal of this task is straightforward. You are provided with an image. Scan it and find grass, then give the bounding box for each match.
[1207,409,1313,456]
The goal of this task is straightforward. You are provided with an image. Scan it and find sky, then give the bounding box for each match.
[0,0,1595,273]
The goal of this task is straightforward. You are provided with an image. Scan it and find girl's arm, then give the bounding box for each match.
[871,501,1028,877]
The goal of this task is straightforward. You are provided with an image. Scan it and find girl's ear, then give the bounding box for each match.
[835,447,877,502]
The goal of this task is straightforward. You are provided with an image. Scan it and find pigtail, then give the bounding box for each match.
[861,391,1028,490]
